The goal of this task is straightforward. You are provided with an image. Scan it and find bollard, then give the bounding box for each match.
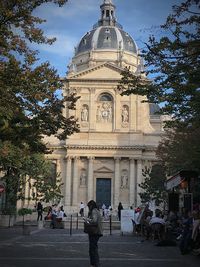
[76,213,78,229]
[70,214,72,236]
[109,215,112,235]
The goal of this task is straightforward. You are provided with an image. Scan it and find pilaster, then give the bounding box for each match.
[114,157,121,207]
[72,157,80,206]
[129,158,136,207]
[65,156,72,206]
[87,156,95,201]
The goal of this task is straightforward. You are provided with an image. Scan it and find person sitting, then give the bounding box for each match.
[149,212,166,240]
[149,215,166,226]
[50,204,58,229]
[56,207,64,222]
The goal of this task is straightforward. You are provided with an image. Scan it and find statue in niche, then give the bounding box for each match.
[122,106,129,123]
[81,106,88,122]
[80,171,87,186]
[121,171,128,189]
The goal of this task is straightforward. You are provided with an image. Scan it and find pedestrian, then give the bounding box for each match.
[37,201,43,221]
[79,201,85,217]
[118,202,123,221]
[85,200,103,267]
[102,203,106,217]
[50,204,58,229]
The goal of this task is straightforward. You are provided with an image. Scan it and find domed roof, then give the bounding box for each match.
[75,0,138,56]
[76,26,137,55]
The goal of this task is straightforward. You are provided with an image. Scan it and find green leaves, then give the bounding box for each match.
[139,165,167,205]
[119,0,200,126]
[0,0,76,211]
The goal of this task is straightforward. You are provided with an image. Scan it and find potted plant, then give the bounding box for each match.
[18,208,32,235]
[0,207,16,227]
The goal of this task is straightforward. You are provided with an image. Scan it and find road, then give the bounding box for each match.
[0,227,199,267]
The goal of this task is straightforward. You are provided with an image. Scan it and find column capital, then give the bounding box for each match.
[88,87,96,94]
[73,156,80,161]
[114,157,121,162]
[65,155,73,160]
[87,156,95,160]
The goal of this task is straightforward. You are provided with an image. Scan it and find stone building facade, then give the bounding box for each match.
[43,0,163,212]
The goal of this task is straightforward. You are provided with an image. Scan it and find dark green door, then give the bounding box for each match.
[96,178,111,208]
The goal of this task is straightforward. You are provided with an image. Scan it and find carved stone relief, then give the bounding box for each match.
[96,102,112,123]
[80,169,87,187]
[120,169,129,189]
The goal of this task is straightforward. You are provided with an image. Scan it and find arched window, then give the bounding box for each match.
[99,93,112,102]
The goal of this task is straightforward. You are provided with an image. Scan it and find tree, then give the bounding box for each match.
[119,0,200,127]
[139,164,167,206]
[157,127,200,175]
[0,0,80,211]
[119,0,200,176]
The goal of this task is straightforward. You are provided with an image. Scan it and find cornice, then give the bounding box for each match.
[65,144,157,152]
[67,62,124,79]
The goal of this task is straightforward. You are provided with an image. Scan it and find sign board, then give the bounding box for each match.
[121,209,134,234]
[166,174,181,190]
[0,185,5,193]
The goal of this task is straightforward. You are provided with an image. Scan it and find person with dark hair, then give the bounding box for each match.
[118,202,123,221]
[85,200,103,267]
[37,201,43,221]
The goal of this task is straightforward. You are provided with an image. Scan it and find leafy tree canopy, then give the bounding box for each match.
[119,0,200,127]
[139,164,167,206]
[0,0,79,209]
[0,0,80,154]
[157,126,200,175]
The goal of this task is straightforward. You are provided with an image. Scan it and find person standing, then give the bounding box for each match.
[86,200,103,267]
[37,201,43,221]
[118,202,123,221]
[79,202,85,217]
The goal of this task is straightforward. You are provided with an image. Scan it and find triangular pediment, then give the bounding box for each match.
[94,166,113,173]
[68,62,123,80]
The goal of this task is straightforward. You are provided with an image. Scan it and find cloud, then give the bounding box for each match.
[34,0,100,21]
[30,32,78,58]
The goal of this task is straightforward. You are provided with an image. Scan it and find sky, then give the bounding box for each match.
[33,0,184,77]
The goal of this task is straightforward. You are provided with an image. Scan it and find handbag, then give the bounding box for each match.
[84,221,98,235]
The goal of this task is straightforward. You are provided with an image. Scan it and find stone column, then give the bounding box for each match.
[65,156,72,206]
[114,157,120,207]
[87,157,94,201]
[129,158,136,207]
[72,157,79,207]
[136,159,143,206]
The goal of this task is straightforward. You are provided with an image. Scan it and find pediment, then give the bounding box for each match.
[94,166,113,173]
[68,63,123,80]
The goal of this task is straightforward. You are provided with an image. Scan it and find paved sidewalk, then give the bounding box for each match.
[0,226,199,267]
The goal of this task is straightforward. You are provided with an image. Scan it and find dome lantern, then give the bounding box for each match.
[99,0,116,27]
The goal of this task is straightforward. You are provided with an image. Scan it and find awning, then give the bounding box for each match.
[166,170,198,190]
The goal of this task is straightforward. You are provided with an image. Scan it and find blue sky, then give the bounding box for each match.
[33,0,183,77]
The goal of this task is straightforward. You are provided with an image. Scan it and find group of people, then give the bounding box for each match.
[133,205,200,255]
[43,204,66,228]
